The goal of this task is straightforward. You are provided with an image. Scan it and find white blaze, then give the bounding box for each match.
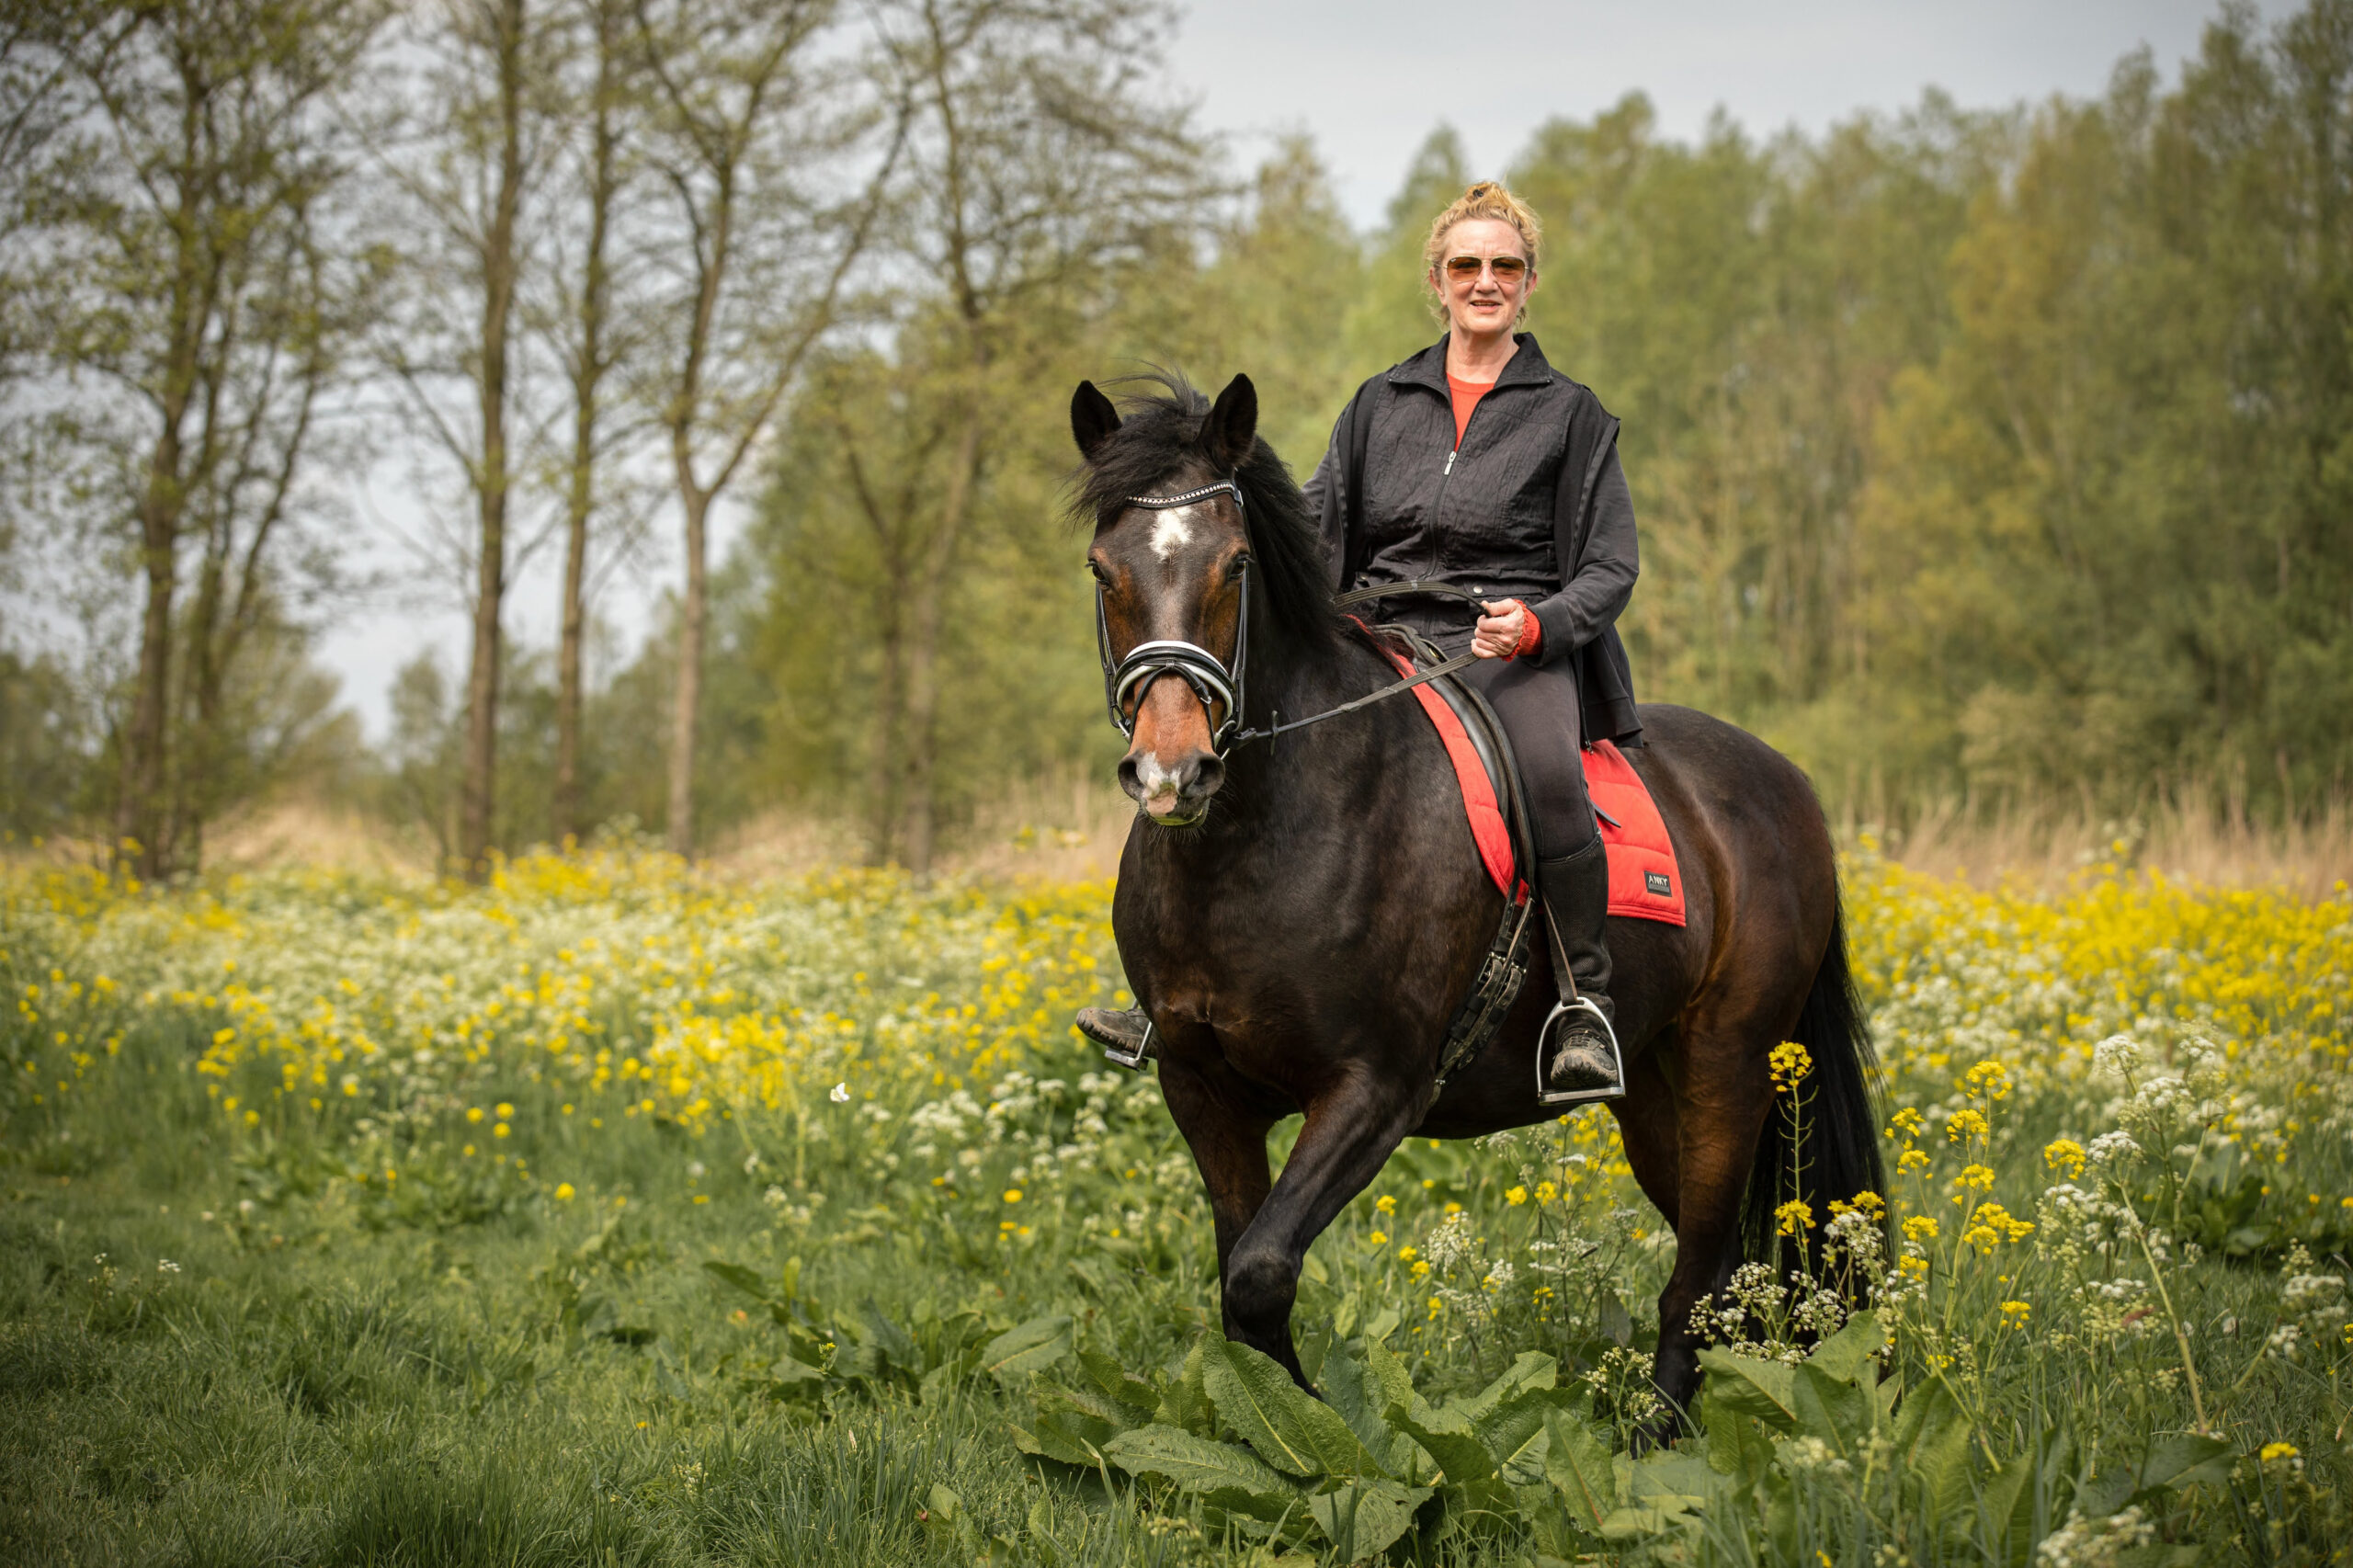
[1149,506,1199,562]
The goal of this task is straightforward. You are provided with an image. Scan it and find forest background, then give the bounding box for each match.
[5,0,2352,881]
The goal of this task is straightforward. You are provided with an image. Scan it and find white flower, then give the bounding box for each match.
[829,1082,849,1103]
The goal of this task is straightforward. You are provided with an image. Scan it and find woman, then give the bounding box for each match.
[1083,180,1641,1094]
[1313,180,1640,1093]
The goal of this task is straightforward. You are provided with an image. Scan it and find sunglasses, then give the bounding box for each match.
[1444,254,1529,283]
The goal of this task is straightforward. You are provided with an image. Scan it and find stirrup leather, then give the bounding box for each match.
[1536,996,1626,1107]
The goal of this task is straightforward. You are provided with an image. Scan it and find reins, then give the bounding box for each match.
[1097,473,1494,756]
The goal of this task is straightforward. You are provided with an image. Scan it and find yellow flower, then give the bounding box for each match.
[2044,1139,2087,1180]
[1443,1201,1462,1215]
[1768,1041,1813,1088]
[2000,1300,2030,1328]
[2259,1442,2299,1463]
[1946,1108,1990,1143]
[1374,1194,1396,1215]
[1961,1059,2012,1101]
[1775,1199,1813,1236]
[1534,1181,1558,1203]
[1506,1186,1528,1206]
[467,1107,485,1123]
[1396,1245,1417,1263]
[555,1183,575,1200]
[1411,1260,1430,1278]
[1897,1256,1929,1280]
[493,1122,510,1139]
[1903,1215,1939,1243]
[1002,1188,1022,1204]
[1888,1107,1925,1139]
[1898,1149,1931,1174]
[1368,1231,1388,1245]
[495,1102,514,1119]
[1957,1164,1995,1192]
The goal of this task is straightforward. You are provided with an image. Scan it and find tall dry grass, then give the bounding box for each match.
[1858,784,2353,898]
[17,774,2349,897]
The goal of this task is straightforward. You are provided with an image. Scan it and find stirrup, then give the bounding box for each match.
[1079,1010,1155,1072]
[1536,996,1625,1107]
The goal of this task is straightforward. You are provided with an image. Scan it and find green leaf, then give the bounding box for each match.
[1696,1347,1798,1431]
[1892,1380,1973,1518]
[857,1299,915,1366]
[1320,1341,1415,1479]
[1542,1407,1619,1530]
[2075,1432,2234,1517]
[1476,1388,1560,1486]
[1202,1338,1387,1478]
[1790,1361,1870,1454]
[703,1260,775,1303]
[1013,1410,1118,1469]
[1037,1380,1147,1433]
[1699,1392,1774,1485]
[1099,1425,1301,1518]
[1395,1400,1497,1486]
[1076,1346,1158,1419]
[981,1315,1072,1384]
[1805,1310,1883,1384]
[1308,1478,1431,1558]
[1153,1341,1211,1434]
[1456,1351,1557,1420]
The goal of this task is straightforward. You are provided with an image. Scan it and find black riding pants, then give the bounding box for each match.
[1456,654,1596,861]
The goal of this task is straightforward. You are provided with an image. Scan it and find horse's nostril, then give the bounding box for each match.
[1191,756,1225,797]
[1117,756,1143,797]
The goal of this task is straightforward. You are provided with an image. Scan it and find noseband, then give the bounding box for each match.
[1097,481,1252,754]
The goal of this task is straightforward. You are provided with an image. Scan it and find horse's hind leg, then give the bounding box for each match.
[1646,1025,1775,1428]
[1220,1067,1427,1386]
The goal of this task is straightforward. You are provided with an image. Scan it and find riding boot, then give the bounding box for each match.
[1076,1006,1155,1069]
[1538,835,1622,1095]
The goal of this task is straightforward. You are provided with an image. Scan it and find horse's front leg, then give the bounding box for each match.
[1222,1063,1427,1387]
[1158,1058,1279,1303]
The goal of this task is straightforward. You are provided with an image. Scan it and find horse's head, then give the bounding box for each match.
[1072,372,1260,826]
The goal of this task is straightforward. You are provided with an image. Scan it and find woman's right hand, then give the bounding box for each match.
[1473,598,1529,659]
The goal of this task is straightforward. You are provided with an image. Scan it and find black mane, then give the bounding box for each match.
[1072,371,1341,651]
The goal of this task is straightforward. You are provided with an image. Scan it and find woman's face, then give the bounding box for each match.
[1429,217,1534,342]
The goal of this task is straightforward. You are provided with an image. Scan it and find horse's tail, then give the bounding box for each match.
[1738,883,1886,1274]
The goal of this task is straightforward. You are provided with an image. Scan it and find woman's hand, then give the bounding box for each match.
[1473,598,1529,660]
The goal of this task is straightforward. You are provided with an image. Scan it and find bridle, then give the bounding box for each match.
[1097,481,1252,752]
[1097,477,1488,757]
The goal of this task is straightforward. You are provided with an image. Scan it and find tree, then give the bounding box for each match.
[539,0,644,844]
[631,0,896,859]
[374,0,561,878]
[8,0,386,877]
[859,0,1200,876]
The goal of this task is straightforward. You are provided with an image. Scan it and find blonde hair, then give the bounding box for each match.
[1422,180,1542,322]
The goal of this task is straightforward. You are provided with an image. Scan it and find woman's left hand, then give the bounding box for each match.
[1473,598,1528,659]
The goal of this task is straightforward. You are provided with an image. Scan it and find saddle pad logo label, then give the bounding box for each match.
[1645,871,1672,896]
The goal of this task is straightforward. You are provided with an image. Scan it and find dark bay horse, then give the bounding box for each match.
[1073,371,1881,1423]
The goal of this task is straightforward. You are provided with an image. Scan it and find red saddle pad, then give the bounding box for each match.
[1382,646,1686,926]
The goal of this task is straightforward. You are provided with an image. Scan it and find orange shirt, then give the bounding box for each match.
[1446,373,1495,449]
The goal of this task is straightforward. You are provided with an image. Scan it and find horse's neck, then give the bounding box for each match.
[1208,631,1405,837]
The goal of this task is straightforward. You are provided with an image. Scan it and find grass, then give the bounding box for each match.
[0,842,2347,1565]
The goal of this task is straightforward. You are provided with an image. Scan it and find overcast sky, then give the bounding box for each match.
[320,0,2294,741]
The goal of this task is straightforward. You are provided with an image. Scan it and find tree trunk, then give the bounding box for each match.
[118,491,178,880]
[458,0,529,881]
[554,0,620,847]
[899,403,983,882]
[666,486,709,858]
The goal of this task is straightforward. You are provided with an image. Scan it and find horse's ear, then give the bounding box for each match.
[1200,373,1257,472]
[1071,381,1121,459]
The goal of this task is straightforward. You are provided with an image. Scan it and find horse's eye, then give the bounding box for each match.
[1086,560,1109,584]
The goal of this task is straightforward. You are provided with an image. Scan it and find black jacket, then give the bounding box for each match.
[1303,333,1643,745]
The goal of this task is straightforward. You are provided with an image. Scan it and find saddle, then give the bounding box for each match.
[1360,623,1687,1104]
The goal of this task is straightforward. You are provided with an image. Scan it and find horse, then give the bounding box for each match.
[1071,369,1883,1428]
